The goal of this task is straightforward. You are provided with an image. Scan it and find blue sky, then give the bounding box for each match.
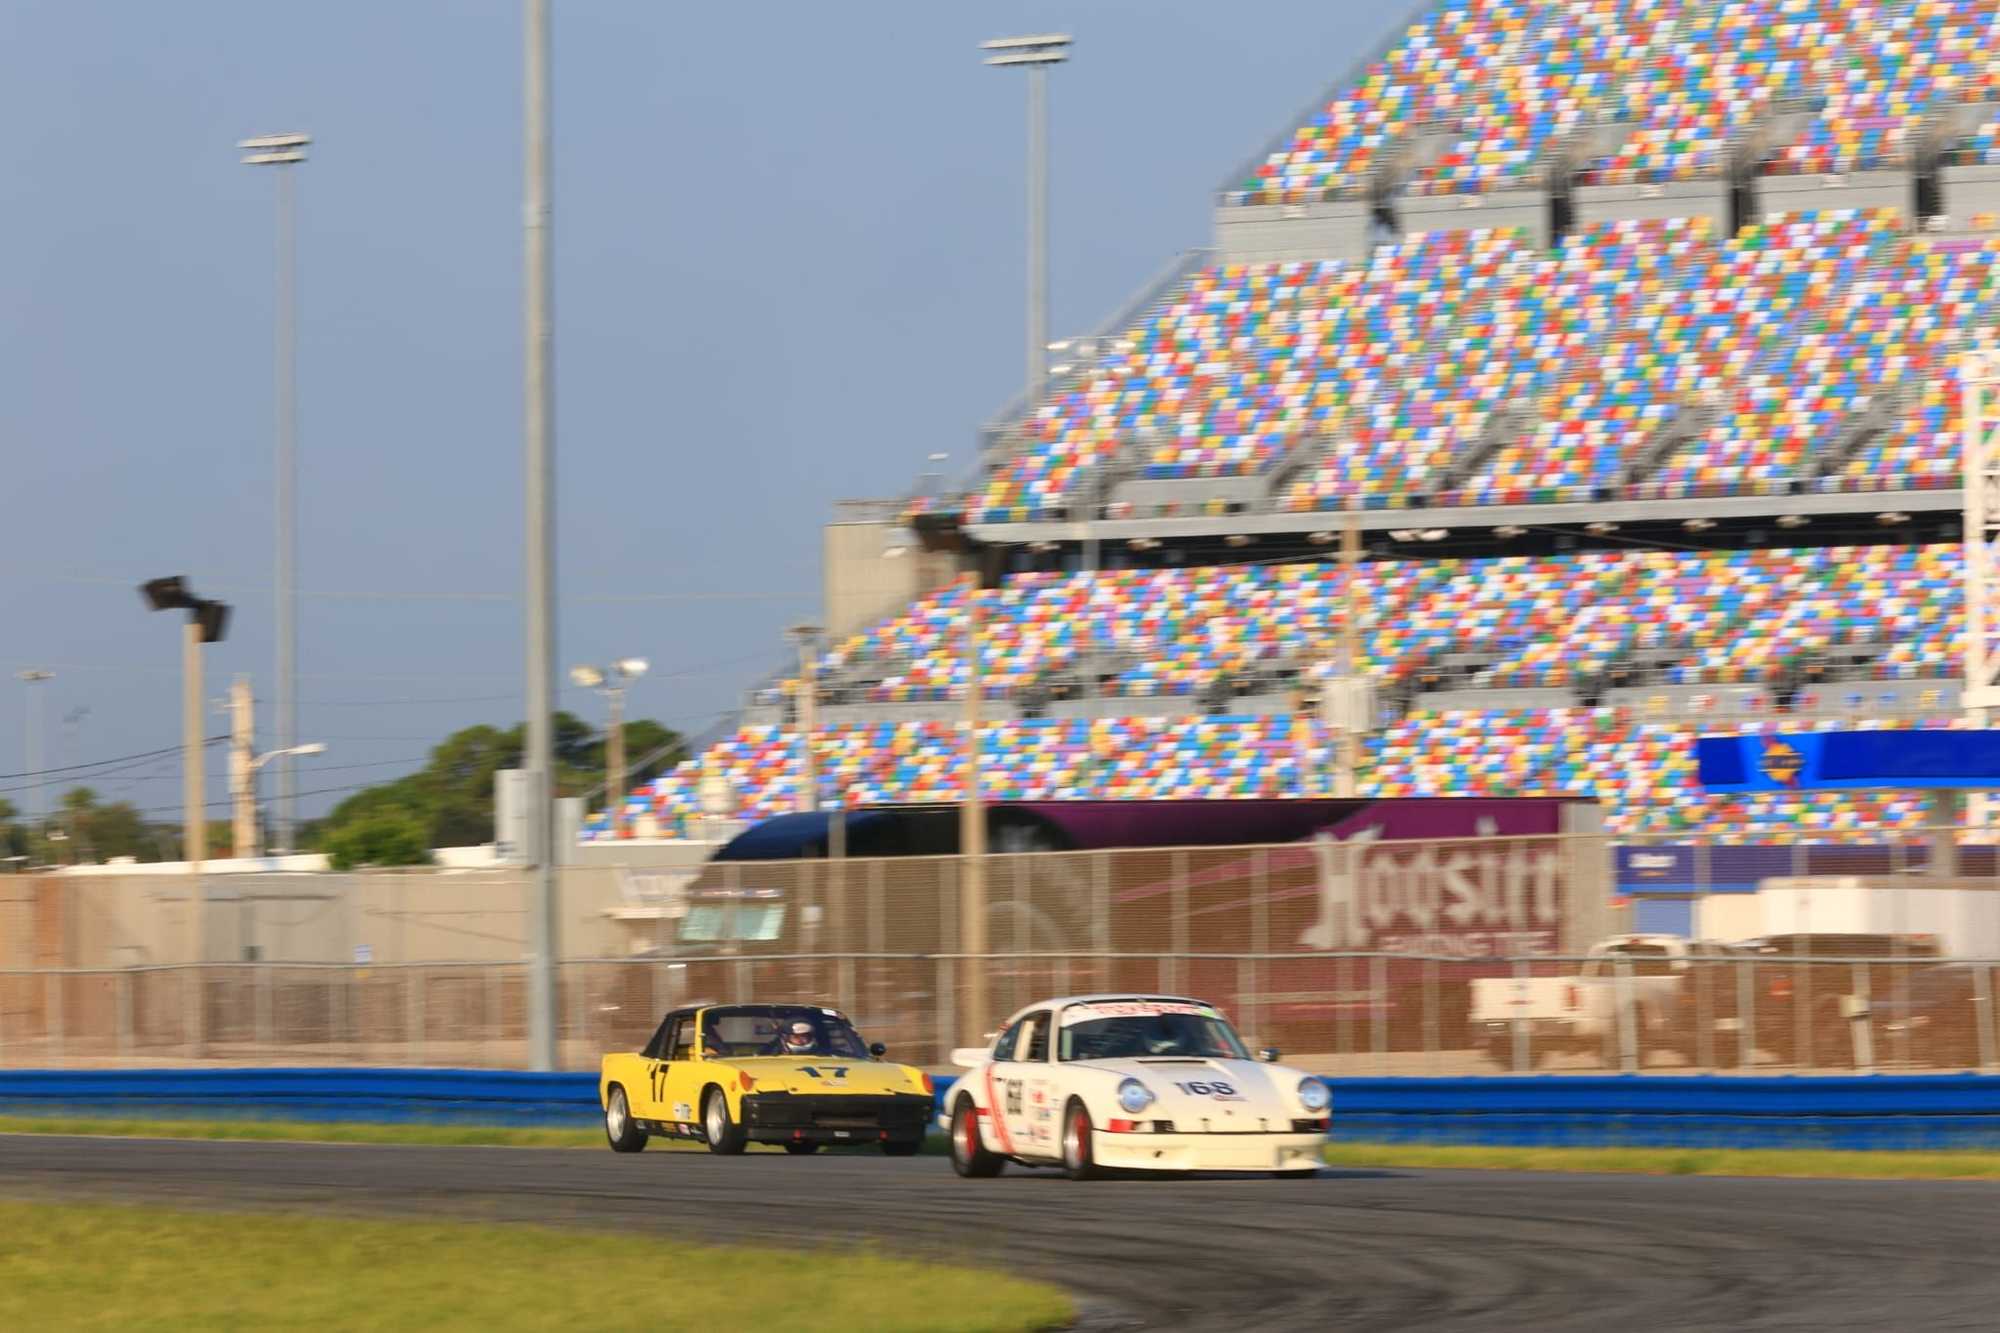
[0,0,1417,824]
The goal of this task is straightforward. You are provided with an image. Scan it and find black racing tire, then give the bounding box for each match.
[783,1142,819,1155]
[702,1086,748,1156]
[604,1084,648,1154]
[949,1095,1003,1178]
[1061,1098,1100,1181]
[881,1138,922,1157]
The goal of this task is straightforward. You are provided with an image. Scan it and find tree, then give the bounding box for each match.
[304,712,683,852]
[323,812,432,870]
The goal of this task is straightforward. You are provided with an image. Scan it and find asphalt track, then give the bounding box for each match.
[2,1136,1996,1331]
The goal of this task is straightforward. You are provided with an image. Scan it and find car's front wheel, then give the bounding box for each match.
[949,1096,1003,1178]
[604,1085,647,1154]
[1061,1098,1099,1181]
[702,1087,747,1155]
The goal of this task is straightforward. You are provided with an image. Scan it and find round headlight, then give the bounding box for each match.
[1297,1078,1331,1114]
[1117,1078,1155,1114]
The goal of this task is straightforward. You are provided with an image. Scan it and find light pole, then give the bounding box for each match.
[787,624,823,813]
[242,743,326,858]
[982,33,1070,410]
[14,670,52,831]
[569,660,648,837]
[524,0,559,1072]
[240,130,309,854]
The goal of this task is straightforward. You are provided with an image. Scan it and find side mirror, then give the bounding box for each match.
[1259,1047,1281,1063]
[869,1042,887,1057]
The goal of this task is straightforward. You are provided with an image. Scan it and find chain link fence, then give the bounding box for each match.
[3,829,1997,1072]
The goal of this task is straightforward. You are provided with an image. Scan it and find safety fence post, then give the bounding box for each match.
[1851,961,1875,1073]
[1371,954,1387,1075]
[1511,955,1530,1074]
[1738,954,1756,1071]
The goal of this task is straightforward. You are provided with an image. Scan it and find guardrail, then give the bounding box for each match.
[4,1069,1999,1150]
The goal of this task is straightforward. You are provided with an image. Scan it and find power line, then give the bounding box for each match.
[0,736,226,783]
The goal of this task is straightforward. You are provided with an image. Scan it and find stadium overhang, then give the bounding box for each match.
[965,487,1960,546]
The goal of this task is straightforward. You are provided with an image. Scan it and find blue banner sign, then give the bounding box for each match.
[1696,730,2000,792]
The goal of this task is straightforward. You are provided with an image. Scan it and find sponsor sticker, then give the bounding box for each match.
[1060,1001,1215,1026]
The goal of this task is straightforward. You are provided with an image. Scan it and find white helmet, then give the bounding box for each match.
[780,1020,814,1054]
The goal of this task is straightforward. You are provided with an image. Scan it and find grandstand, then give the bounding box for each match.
[586,0,2000,846]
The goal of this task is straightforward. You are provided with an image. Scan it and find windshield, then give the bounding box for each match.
[699,1005,872,1059]
[1057,1000,1249,1062]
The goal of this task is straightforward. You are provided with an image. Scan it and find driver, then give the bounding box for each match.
[776,1020,818,1056]
[1142,1016,1188,1056]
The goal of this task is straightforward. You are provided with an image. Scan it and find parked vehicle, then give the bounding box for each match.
[1471,934,1710,1068]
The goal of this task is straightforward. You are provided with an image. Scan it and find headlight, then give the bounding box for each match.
[1117,1078,1155,1114]
[1297,1078,1330,1114]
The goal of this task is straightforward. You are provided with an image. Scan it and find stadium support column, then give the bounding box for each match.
[1962,341,2000,843]
[523,0,560,1073]
[960,583,989,1045]
[1336,520,1362,798]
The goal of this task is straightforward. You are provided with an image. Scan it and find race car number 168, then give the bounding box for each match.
[1174,1081,1237,1097]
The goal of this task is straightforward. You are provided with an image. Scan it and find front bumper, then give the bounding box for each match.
[740,1091,932,1145]
[1090,1130,1325,1173]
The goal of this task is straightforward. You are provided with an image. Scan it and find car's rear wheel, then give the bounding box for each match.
[783,1141,819,1155]
[604,1085,647,1154]
[1061,1099,1099,1181]
[949,1096,1003,1178]
[702,1086,747,1156]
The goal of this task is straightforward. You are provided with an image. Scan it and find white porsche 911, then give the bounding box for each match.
[941,994,1330,1179]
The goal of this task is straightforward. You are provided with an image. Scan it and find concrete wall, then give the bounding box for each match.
[1940,163,2000,228]
[1399,187,1550,248]
[1755,170,1910,223]
[1573,179,1730,234]
[1213,200,1375,263]
[822,517,957,644]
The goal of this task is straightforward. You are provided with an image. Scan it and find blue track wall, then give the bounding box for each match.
[5,1069,2000,1150]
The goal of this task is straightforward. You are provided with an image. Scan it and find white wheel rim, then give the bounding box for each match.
[1064,1111,1084,1168]
[706,1095,725,1142]
[954,1108,973,1159]
[607,1089,627,1138]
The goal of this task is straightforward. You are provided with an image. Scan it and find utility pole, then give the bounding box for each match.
[230,677,256,859]
[522,0,560,1073]
[960,582,989,1044]
[14,670,52,830]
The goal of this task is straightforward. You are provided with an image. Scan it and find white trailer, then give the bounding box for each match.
[1700,877,2000,957]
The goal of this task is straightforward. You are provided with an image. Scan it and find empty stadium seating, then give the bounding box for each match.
[583,709,1957,842]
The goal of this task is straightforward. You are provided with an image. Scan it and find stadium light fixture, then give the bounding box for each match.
[1586,520,1619,534]
[1877,511,1911,525]
[570,657,652,838]
[1682,517,1716,532]
[1307,530,1336,546]
[1225,533,1255,548]
[1494,524,1527,539]
[1777,513,1810,528]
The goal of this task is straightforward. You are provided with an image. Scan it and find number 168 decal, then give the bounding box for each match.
[1173,1080,1239,1098]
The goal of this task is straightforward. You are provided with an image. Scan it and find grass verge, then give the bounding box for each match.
[0,1113,955,1154]
[0,1200,1071,1332]
[1323,1141,2000,1180]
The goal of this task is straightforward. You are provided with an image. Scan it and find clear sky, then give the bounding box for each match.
[0,0,1419,826]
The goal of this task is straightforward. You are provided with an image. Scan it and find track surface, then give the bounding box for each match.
[2,1136,1995,1331]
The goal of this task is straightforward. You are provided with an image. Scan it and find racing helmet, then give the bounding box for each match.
[780,1020,815,1054]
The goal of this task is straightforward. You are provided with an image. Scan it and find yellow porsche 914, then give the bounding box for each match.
[600,1002,935,1156]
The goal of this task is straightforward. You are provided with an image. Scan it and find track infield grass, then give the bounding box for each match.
[0,1200,1072,1333]
[3,1116,1997,1178]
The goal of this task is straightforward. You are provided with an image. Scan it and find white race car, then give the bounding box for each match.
[941,993,1330,1179]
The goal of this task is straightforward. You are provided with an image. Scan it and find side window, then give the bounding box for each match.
[641,1016,672,1059]
[993,1018,1027,1061]
[666,1018,694,1060]
[1021,1011,1052,1063]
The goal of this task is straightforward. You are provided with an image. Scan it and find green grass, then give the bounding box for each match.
[0,1113,956,1154]
[1323,1141,2000,1179]
[0,1200,1072,1332]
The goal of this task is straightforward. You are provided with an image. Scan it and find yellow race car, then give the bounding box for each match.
[599,1003,934,1156]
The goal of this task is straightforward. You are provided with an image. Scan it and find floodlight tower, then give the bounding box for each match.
[982,33,1071,410]
[239,131,309,854]
[569,659,649,837]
